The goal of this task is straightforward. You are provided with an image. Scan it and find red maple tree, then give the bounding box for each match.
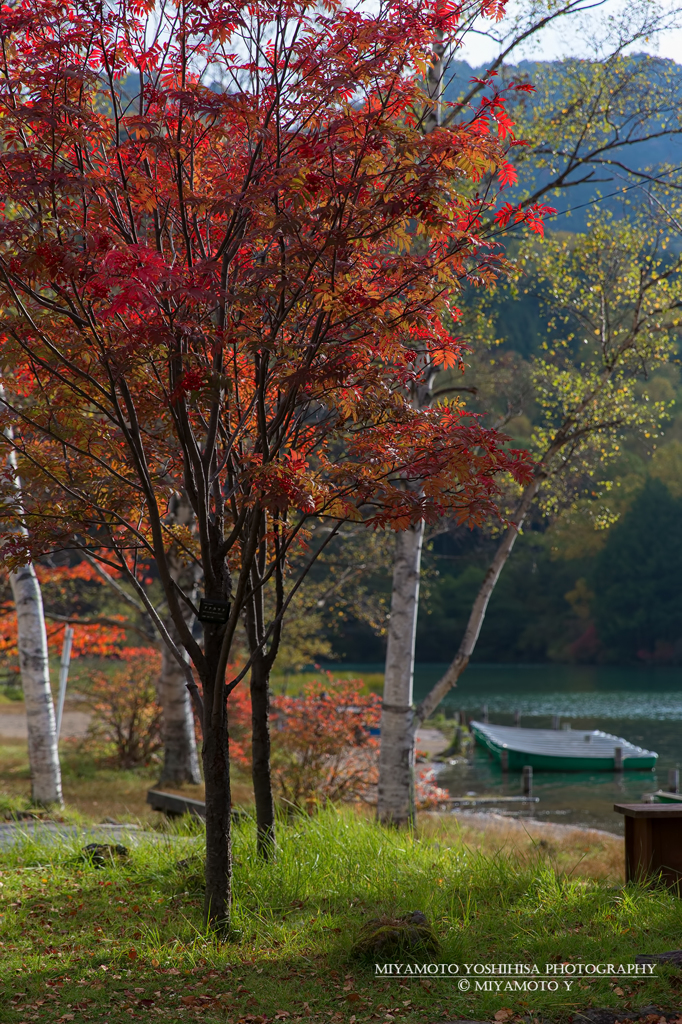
[0,561,133,685]
[0,0,540,928]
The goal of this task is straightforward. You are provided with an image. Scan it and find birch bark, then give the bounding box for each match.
[376,34,442,825]
[157,617,202,786]
[9,563,63,805]
[157,492,202,786]
[1,386,63,807]
[376,522,424,825]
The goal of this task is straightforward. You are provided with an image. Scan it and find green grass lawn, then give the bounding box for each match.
[2,809,682,1023]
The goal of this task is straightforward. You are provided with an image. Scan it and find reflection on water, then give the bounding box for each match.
[412,663,682,720]
[338,663,682,834]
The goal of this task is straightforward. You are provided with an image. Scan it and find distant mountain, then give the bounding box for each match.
[443,55,682,233]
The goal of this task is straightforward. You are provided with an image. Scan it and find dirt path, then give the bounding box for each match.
[0,703,90,739]
[0,820,194,849]
[415,726,450,757]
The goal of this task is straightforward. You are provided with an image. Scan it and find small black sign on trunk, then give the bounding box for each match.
[198,598,232,624]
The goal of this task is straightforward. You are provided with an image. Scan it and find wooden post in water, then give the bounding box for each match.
[669,769,679,794]
[514,709,520,727]
[482,704,488,723]
[552,714,560,730]
[501,749,509,773]
[614,746,623,772]
[522,765,533,797]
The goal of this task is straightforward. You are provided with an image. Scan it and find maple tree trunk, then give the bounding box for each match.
[157,629,202,787]
[377,522,424,826]
[250,654,275,858]
[416,478,542,723]
[10,563,63,807]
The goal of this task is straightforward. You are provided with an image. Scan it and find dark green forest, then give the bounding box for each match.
[327,473,682,667]
[321,65,682,671]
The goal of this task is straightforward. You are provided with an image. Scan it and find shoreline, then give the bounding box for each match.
[418,808,625,880]
[441,808,622,842]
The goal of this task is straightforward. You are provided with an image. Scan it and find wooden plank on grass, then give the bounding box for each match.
[146,789,206,818]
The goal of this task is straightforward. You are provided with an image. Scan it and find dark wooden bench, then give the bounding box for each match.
[146,789,206,819]
[614,803,682,888]
[146,790,249,822]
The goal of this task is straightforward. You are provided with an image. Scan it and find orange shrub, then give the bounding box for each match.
[227,673,451,811]
[269,678,381,811]
[81,649,162,768]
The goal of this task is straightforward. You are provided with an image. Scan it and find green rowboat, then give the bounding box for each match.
[470,721,657,771]
[654,791,682,803]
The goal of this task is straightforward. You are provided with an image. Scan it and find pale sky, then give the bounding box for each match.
[457,0,682,67]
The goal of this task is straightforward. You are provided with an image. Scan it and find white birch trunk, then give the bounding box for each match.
[376,30,443,826]
[9,563,63,805]
[2,385,63,807]
[157,491,202,786]
[157,618,201,786]
[376,522,424,826]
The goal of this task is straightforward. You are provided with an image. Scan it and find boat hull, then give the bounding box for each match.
[470,721,657,772]
[654,791,682,803]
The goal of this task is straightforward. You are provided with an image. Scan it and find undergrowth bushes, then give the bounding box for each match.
[79,649,163,768]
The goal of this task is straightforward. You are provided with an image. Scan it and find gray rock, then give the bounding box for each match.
[81,843,129,867]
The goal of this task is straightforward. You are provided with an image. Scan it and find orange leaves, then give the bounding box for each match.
[250,452,318,516]
[285,449,309,474]
[495,201,524,229]
[0,604,18,661]
[430,347,461,369]
[335,404,534,530]
[481,0,508,22]
[525,202,556,238]
[269,677,381,808]
[36,562,102,586]
[67,622,129,658]
[0,0,536,679]
[0,560,134,669]
[82,651,162,768]
[229,672,451,810]
[495,200,555,236]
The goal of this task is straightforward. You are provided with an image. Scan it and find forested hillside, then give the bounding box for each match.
[445,54,682,233]
[323,54,682,667]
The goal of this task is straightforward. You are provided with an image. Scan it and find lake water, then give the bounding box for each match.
[339,663,682,834]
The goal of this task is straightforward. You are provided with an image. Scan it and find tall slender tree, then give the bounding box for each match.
[418,212,682,740]
[1,390,62,806]
[377,0,682,826]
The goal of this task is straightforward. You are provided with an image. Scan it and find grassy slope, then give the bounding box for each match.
[2,810,682,1024]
